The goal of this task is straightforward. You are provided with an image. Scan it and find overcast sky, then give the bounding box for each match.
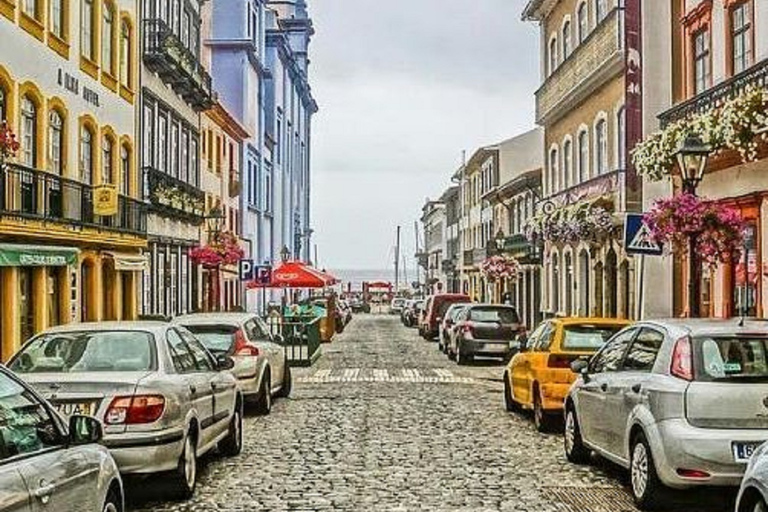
[309,0,540,271]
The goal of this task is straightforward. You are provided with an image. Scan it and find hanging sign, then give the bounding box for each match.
[94,184,118,216]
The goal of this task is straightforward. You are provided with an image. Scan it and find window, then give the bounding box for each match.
[265,173,272,212]
[532,322,556,352]
[595,118,607,175]
[158,113,168,172]
[101,136,113,184]
[50,0,64,37]
[170,121,179,178]
[80,125,93,184]
[578,130,588,181]
[166,329,196,373]
[730,2,752,75]
[120,20,131,87]
[562,21,571,59]
[178,329,214,371]
[548,37,558,75]
[622,328,664,372]
[181,128,189,183]
[548,148,558,193]
[48,110,63,174]
[120,144,129,195]
[563,139,572,189]
[190,135,199,186]
[169,252,177,315]
[616,107,626,169]
[562,324,625,351]
[693,28,711,94]
[590,328,636,373]
[142,102,154,168]
[0,373,61,459]
[102,3,115,75]
[21,97,37,167]
[595,0,607,22]
[577,2,588,42]
[81,0,95,60]
[181,10,189,48]
[22,0,39,19]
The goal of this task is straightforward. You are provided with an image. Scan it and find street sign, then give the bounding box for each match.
[624,213,663,256]
[239,260,272,284]
[238,259,254,281]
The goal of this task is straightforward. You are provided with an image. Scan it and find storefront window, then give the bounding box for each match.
[733,223,757,317]
[47,268,60,327]
[169,252,178,316]
[19,268,33,343]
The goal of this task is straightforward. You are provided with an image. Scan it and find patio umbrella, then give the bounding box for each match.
[247,260,339,289]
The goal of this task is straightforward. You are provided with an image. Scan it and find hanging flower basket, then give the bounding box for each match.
[644,193,745,266]
[0,121,20,163]
[480,255,521,282]
[524,199,615,244]
[190,230,245,268]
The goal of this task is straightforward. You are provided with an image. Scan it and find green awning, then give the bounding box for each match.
[0,244,79,267]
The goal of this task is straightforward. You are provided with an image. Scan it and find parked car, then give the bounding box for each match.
[400,300,415,325]
[8,322,242,499]
[0,364,124,512]
[504,317,630,431]
[349,297,367,313]
[438,303,470,354]
[390,298,407,315]
[420,294,471,340]
[175,312,291,414]
[564,319,768,510]
[736,441,768,512]
[402,299,424,328]
[448,304,522,363]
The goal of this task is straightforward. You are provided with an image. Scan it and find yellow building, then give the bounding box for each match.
[0,0,144,360]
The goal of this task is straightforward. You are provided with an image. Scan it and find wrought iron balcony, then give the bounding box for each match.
[143,166,205,224]
[0,163,147,235]
[659,58,768,127]
[535,8,623,124]
[472,247,487,265]
[143,19,214,112]
[500,234,541,264]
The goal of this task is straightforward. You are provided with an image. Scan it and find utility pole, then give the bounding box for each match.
[402,253,409,291]
[394,225,401,295]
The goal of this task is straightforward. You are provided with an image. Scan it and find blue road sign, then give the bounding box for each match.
[624,213,663,256]
[239,260,273,283]
[238,259,254,281]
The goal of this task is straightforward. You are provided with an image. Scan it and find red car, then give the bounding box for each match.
[419,293,471,340]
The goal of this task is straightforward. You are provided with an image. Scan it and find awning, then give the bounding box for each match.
[0,244,79,267]
[104,252,148,272]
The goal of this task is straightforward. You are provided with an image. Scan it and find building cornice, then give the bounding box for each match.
[522,0,559,21]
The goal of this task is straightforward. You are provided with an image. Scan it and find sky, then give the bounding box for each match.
[309,0,540,272]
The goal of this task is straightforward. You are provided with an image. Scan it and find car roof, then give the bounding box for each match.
[639,318,768,337]
[553,317,633,326]
[174,312,257,325]
[40,321,170,335]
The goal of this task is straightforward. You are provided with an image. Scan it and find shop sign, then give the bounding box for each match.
[94,185,118,216]
[0,244,78,267]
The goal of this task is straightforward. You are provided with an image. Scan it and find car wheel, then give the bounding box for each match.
[255,372,272,415]
[564,407,590,464]
[173,430,197,499]
[277,362,292,398]
[503,373,521,412]
[630,432,665,510]
[102,488,121,512]
[533,389,552,433]
[218,399,243,457]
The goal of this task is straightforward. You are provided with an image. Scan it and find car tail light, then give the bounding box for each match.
[233,329,259,357]
[676,468,710,479]
[105,395,165,425]
[670,336,693,381]
[547,354,572,368]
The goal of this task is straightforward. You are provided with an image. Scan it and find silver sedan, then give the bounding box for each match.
[175,312,291,414]
[0,364,123,512]
[7,321,243,500]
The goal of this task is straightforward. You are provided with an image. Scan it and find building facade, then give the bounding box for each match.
[523,0,643,319]
[0,0,145,358]
[140,0,213,318]
[442,186,461,293]
[421,198,446,295]
[650,0,768,318]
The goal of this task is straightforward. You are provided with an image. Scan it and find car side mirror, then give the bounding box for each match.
[69,415,103,445]
[570,359,590,381]
[216,353,235,371]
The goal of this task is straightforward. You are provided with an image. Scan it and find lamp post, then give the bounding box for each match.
[204,207,225,312]
[675,134,711,318]
[280,245,291,263]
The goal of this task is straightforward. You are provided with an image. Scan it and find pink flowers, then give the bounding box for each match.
[481,255,520,282]
[190,231,245,268]
[0,121,20,162]
[644,193,745,266]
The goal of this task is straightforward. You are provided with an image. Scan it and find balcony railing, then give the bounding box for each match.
[545,169,626,211]
[143,19,214,112]
[0,163,147,235]
[501,234,540,264]
[535,8,623,124]
[143,166,205,224]
[659,58,768,127]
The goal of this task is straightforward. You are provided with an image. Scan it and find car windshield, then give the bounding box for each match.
[696,336,768,382]
[10,331,155,373]
[562,325,624,351]
[183,325,238,353]
[468,307,519,324]
[448,305,468,320]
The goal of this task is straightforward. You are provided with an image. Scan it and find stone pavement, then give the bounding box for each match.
[128,315,734,512]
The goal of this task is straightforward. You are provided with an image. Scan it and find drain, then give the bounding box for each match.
[544,487,637,512]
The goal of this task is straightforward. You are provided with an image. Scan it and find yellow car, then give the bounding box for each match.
[504,317,631,432]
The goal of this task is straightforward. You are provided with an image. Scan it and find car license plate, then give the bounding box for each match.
[733,442,763,463]
[54,401,96,418]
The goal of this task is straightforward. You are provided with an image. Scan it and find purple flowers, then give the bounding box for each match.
[644,193,745,266]
[524,203,615,244]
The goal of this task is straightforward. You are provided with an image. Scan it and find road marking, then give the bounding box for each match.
[298,368,478,385]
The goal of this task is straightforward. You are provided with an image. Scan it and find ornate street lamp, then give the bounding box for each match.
[494,229,506,253]
[280,245,291,263]
[203,206,226,312]
[675,133,711,317]
[205,206,225,241]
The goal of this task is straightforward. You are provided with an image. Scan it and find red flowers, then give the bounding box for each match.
[190,231,244,268]
[644,193,745,266]
[0,121,20,162]
[480,255,521,282]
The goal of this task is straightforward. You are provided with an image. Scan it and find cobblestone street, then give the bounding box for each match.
[129,315,735,512]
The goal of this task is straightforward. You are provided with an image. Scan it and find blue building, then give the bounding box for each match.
[206,0,316,310]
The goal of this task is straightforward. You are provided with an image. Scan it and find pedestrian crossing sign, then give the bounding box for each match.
[624,214,663,256]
